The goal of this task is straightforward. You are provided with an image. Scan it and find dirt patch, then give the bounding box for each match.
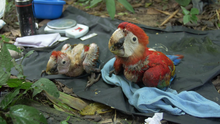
[66,0,220,30]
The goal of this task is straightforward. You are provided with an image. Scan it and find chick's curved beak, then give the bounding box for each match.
[108,28,125,56]
[45,57,58,75]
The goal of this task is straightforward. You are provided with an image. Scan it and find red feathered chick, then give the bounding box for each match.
[108,22,182,89]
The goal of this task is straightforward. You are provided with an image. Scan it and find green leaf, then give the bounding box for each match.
[6,44,21,53]
[85,6,91,9]
[0,35,10,43]
[89,0,102,8]
[117,12,128,16]
[20,82,32,90]
[7,79,23,87]
[118,0,135,13]
[218,23,220,28]
[79,3,83,6]
[5,0,14,13]
[0,44,13,71]
[0,71,10,86]
[106,0,116,19]
[191,14,198,23]
[65,116,70,121]
[77,0,87,2]
[145,2,152,8]
[17,74,25,79]
[32,78,59,98]
[0,116,7,124]
[61,116,70,124]
[181,6,189,15]
[0,43,13,85]
[84,0,90,5]
[32,86,42,98]
[118,12,125,16]
[183,15,191,24]
[190,8,199,15]
[0,88,20,109]
[12,59,24,79]
[7,79,32,89]
[24,50,34,58]
[9,105,47,124]
[175,0,191,6]
[61,121,68,124]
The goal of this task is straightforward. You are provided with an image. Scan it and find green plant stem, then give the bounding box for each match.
[0,111,9,123]
[10,88,30,107]
[19,57,24,66]
[18,58,25,75]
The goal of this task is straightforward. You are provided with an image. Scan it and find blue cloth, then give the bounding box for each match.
[101,57,220,117]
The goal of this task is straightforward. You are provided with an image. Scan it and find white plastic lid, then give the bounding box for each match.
[47,18,77,29]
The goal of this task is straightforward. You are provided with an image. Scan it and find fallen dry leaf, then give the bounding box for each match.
[83,115,102,122]
[62,86,73,94]
[147,8,161,15]
[3,32,11,37]
[11,29,20,37]
[80,102,112,116]
[98,119,113,124]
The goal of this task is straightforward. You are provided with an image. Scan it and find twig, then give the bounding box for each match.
[202,26,207,31]
[216,9,220,22]
[113,109,117,124]
[154,8,179,18]
[210,14,217,20]
[215,22,219,29]
[131,0,145,8]
[160,9,179,27]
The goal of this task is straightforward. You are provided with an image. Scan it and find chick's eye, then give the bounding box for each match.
[62,61,66,64]
[130,36,138,44]
[133,37,136,42]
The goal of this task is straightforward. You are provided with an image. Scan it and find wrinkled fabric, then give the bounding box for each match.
[14,33,61,48]
[101,57,220,117]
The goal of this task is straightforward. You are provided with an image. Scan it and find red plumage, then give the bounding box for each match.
[51,51,58,56]
[109,22,182,89]
[51,51,64,58]
[118,22,149,46]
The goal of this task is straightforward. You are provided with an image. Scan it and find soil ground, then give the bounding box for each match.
[65,0,220,30]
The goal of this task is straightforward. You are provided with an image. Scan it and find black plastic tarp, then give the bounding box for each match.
[12,6,220,124]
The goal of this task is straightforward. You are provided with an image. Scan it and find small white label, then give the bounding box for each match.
[80,33,97,41]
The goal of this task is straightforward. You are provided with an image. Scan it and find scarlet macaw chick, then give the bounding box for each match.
[42,43,100,89]
[108,22,183,90]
